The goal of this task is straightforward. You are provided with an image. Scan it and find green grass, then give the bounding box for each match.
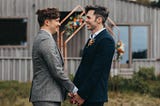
[0,81,31,106]
[0,81,160,106]
[105,92,160,106]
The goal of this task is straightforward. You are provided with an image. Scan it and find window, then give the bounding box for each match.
[113,26,129,64]
[113,24,149,68]
[0,18,27,46]
[132,26,148,59]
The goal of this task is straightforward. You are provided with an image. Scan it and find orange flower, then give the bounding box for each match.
[116,40,125,60]
[88,39,95,47]
[65,15,85,37]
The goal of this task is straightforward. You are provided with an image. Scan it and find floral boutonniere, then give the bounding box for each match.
[87,38,95,47]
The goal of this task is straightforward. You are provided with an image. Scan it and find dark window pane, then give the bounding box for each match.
[131,26,148,59]
[0,18,27,46]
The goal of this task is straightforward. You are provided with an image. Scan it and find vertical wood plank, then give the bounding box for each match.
[18,59,21,81]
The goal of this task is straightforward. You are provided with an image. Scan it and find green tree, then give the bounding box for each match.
[151,0,160,8]
[136,0,151,5]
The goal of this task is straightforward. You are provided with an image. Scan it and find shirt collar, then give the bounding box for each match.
[90,28,105,39]
[40,29,52,38]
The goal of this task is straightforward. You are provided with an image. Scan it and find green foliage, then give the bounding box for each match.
[0,81,31,99]
[133,67,156,80]
[69,74,74,81]
[136,0,151,5]
[70,67,159,98]
[108,67,160,98]
[123,0,160,8]
[149,81,160,98]
[151,0,160,8]
[130,76,150,93]
[157,74,160,80]
[108,76,129,92]
[0,67,160,106]
[17,82,31,98]
[129,67,155,94]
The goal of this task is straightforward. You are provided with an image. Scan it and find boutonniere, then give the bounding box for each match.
[87,38,95,47]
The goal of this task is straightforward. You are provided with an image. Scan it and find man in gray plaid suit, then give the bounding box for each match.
[29,8,78,106]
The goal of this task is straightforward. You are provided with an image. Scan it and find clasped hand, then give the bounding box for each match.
[68,93,85,106]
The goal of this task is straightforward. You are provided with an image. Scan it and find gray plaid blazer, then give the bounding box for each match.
[29,30,74,102]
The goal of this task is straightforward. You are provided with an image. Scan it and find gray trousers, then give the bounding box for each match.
[32,101,61,106]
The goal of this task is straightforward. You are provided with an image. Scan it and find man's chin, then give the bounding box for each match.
[54,28,59,34]
[52,30,57,35]
[87,28,92,31]
[87,26,91,30]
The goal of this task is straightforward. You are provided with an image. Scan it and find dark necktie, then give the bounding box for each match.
[91,34,93,38]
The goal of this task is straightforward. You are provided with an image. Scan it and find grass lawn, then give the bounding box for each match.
[1,67,160,106]
[105,92,160,106]
[0,92,160,106]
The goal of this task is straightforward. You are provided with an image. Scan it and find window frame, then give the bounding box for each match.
[0,17,28,48]
[115,23,151,68]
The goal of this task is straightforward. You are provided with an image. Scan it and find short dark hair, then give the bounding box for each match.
[36,8,60,27]
[85,5,109,26]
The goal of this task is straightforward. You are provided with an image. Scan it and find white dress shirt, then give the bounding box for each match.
[89,28,106,39]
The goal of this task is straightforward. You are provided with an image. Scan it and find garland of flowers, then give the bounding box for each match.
[115,40,125,61]
[65,15,84,37]
[106,20,125,61]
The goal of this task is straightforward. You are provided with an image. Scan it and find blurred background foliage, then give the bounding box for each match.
[109,67,160,98]
[0,67,160,106]
[122,0,160,8]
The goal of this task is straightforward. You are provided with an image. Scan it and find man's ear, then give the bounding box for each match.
[96,17,102,24]
[44,19,50,26]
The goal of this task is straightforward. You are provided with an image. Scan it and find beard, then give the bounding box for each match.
[87,24,96,31]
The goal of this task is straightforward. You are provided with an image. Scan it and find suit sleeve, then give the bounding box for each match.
[77,38,115,100]
[39,38,75,92]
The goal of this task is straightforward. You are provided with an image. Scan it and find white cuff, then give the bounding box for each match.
[72,86,78,93]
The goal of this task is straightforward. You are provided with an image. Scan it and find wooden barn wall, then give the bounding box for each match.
[0,0,160,58]
[105,0,160,59]
[0,0,160,81]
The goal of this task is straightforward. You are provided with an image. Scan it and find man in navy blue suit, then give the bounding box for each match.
[71,5,115,106]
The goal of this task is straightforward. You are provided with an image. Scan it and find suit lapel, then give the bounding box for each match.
[40,30,64,66]
[57,47,64,65]
[94,29,106,42]
[82,38,91,56]
[82,29,107,56]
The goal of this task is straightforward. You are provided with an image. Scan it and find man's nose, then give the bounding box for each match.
[85,18,89,23]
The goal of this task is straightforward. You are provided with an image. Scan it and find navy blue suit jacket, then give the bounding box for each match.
[73,29,115,102]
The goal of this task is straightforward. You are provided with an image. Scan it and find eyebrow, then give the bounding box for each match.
[56,18,60,21]
[86,16,91,19]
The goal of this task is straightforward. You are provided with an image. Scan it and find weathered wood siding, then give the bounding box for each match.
[0,57,81,82]
[0,58,159,82]
[0,57,136,82]
[0,0,160,58]
[0,46,29,57]
[0,57,33,82]
[0,0,160,81]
